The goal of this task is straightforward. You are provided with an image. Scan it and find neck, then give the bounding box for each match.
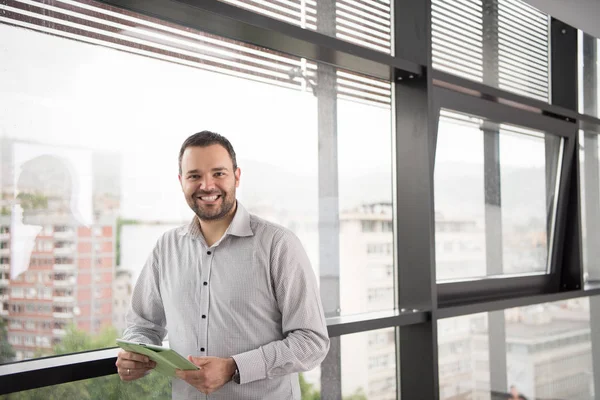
[198,201,237,247]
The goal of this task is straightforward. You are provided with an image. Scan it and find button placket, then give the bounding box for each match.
[199,246,213,356]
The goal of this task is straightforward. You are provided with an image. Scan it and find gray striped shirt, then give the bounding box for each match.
[123,202,330,399]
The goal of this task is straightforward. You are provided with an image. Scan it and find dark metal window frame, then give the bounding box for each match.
[2,1,600,399]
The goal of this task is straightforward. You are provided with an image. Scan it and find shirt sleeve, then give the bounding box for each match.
[122,244,167,345]
[232,229,330,384]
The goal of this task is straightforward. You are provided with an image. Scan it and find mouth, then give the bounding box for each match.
[195,194,222,204]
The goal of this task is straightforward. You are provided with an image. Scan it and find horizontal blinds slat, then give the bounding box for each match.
[432,1,481,23]
[433,58,483,80]
[432,40,483,64]
[340,0,390,15]
[432,5,482,29]
[432,0,549,103]
[1,0,390,108]
[336,25,390,47]
[432,17,482,40]
[336,11,390,37]
[337,0,390,24]
[498,17,548,48]
[432,32,482,55]
[436,0,481,15]
[500,0,547,26]
[218,0,391,53]
[432,50,483,75]
[498,83,548,101]
[498,57,548,77]
[336,32,389,53]
[498,37,549,64]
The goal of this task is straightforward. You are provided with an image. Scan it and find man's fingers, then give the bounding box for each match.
[118,366,152,381]
[188,355,212,366]
[118,350,150,363]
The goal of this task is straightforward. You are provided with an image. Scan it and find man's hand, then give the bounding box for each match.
[115,350,156,381]
[175,356,237,395]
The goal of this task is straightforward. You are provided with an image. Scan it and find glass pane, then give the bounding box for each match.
[579,32,599,117]
[0,372,171,399]
[432,0,550,103]
[438,313,490,399]
[438,298,595,400]
[580,130,600,283]
[0,0,393,363]
[305,328,397,399]
[217,0,393,55]
[434,110,560,281]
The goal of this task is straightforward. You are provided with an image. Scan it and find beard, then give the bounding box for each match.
[188,189,236,221]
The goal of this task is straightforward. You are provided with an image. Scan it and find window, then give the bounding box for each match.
[435,110,561,280]
[438,299,594,400]
[432,0,550,102]
[0,0,393,365]
[218,0,393,54]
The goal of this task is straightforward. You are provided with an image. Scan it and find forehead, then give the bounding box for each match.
[181,144,233,171]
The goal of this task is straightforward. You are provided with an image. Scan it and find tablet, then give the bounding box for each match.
[116,339,199,377]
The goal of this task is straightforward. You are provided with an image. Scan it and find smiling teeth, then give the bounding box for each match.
[200,195,218,201]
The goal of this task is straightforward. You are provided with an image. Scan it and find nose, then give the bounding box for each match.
[199,175,216,191]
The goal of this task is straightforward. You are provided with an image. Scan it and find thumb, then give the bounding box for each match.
[188,355,212,366]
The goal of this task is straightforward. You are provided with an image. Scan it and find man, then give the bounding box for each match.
[116,131,330,399]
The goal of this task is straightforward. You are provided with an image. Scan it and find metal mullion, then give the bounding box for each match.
[438,285,600,319]
[395,0,438,398]
[94,0,421,80]
[326,310,429,337]
[546,19,583,297]
[434,86,575,138]
[0,348,119,395]
[315,4,341,400]
[431,69,587,123]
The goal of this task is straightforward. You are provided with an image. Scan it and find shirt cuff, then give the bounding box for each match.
[231,348,267,384]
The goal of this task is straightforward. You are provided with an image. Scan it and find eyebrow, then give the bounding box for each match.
[185,167,229,175]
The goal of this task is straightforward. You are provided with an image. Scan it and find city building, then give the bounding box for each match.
[0,138,119,360]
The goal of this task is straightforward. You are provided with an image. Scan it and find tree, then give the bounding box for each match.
[4,326,171,400]
[0,318,15,363]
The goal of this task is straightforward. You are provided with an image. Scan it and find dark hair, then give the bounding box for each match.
[178,131,238,174]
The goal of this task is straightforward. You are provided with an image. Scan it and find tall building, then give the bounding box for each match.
[0,138,120,360]
[337,203,593,400]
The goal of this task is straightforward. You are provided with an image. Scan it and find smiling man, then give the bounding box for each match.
[116,131,330,399]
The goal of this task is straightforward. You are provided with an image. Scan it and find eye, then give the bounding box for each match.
[188,174,200,180]
[214,172,225,177]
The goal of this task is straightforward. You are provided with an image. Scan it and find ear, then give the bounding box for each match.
[234,168,241,188]
[178,174,183,187]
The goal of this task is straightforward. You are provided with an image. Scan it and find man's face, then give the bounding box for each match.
[178,144,240,221]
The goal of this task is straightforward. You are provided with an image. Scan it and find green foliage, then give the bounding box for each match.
[0,206,9,216]
[0,326,171,400]
[300,373,320,400]
[16,193,48,211]
[299,373,368,400]
[0,318,15,363]
[115,217,140,266]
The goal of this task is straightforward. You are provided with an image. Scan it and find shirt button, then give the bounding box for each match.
[200,347,205,352]
[203,282,208,286]
[207,251,212,255]
[202,315,206,319]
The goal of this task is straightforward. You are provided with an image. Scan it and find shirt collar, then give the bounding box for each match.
[180,201,254,239]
